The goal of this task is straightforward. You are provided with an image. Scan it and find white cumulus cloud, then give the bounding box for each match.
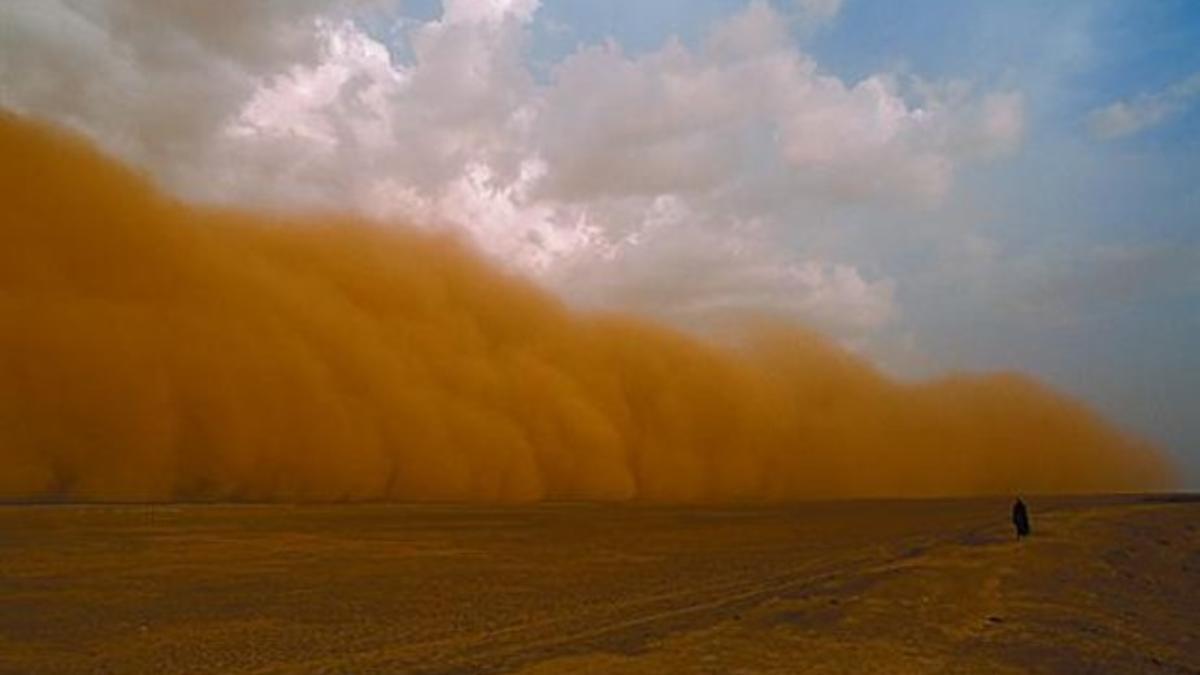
[0,0,1025,341]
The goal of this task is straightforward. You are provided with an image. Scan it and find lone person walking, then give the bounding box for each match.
[1012,497,1031,538]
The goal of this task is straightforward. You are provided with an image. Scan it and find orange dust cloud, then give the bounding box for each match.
[0,113,1176,502]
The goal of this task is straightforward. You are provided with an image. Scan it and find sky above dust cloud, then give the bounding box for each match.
[0,0,1197,488]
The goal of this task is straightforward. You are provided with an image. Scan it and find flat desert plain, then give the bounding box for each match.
[1,496,1197,674]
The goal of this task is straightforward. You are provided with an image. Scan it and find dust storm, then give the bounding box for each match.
[0,113,1174,502]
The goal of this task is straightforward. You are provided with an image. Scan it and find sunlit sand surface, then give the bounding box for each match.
[2,496,1196,673]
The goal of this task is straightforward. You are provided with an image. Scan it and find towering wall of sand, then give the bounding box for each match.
[0,114,1175,501]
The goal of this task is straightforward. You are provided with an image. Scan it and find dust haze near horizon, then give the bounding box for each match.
[0,114,1175,502]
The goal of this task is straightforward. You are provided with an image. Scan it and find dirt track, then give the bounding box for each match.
[1,496,1197,673]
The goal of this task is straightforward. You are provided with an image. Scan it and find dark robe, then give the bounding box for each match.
[1012,499,1031,537]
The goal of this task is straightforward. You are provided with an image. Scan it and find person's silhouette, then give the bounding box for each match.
[1012,498,1031,538]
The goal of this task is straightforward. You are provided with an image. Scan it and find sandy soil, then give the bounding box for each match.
[1,496,1197,674]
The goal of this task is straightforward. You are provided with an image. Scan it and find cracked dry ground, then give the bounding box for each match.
[1,495,1197,674]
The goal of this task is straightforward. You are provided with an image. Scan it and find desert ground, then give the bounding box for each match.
[1,496,1197,674]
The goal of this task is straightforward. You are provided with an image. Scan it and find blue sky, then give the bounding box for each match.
[859,0,1200,475]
